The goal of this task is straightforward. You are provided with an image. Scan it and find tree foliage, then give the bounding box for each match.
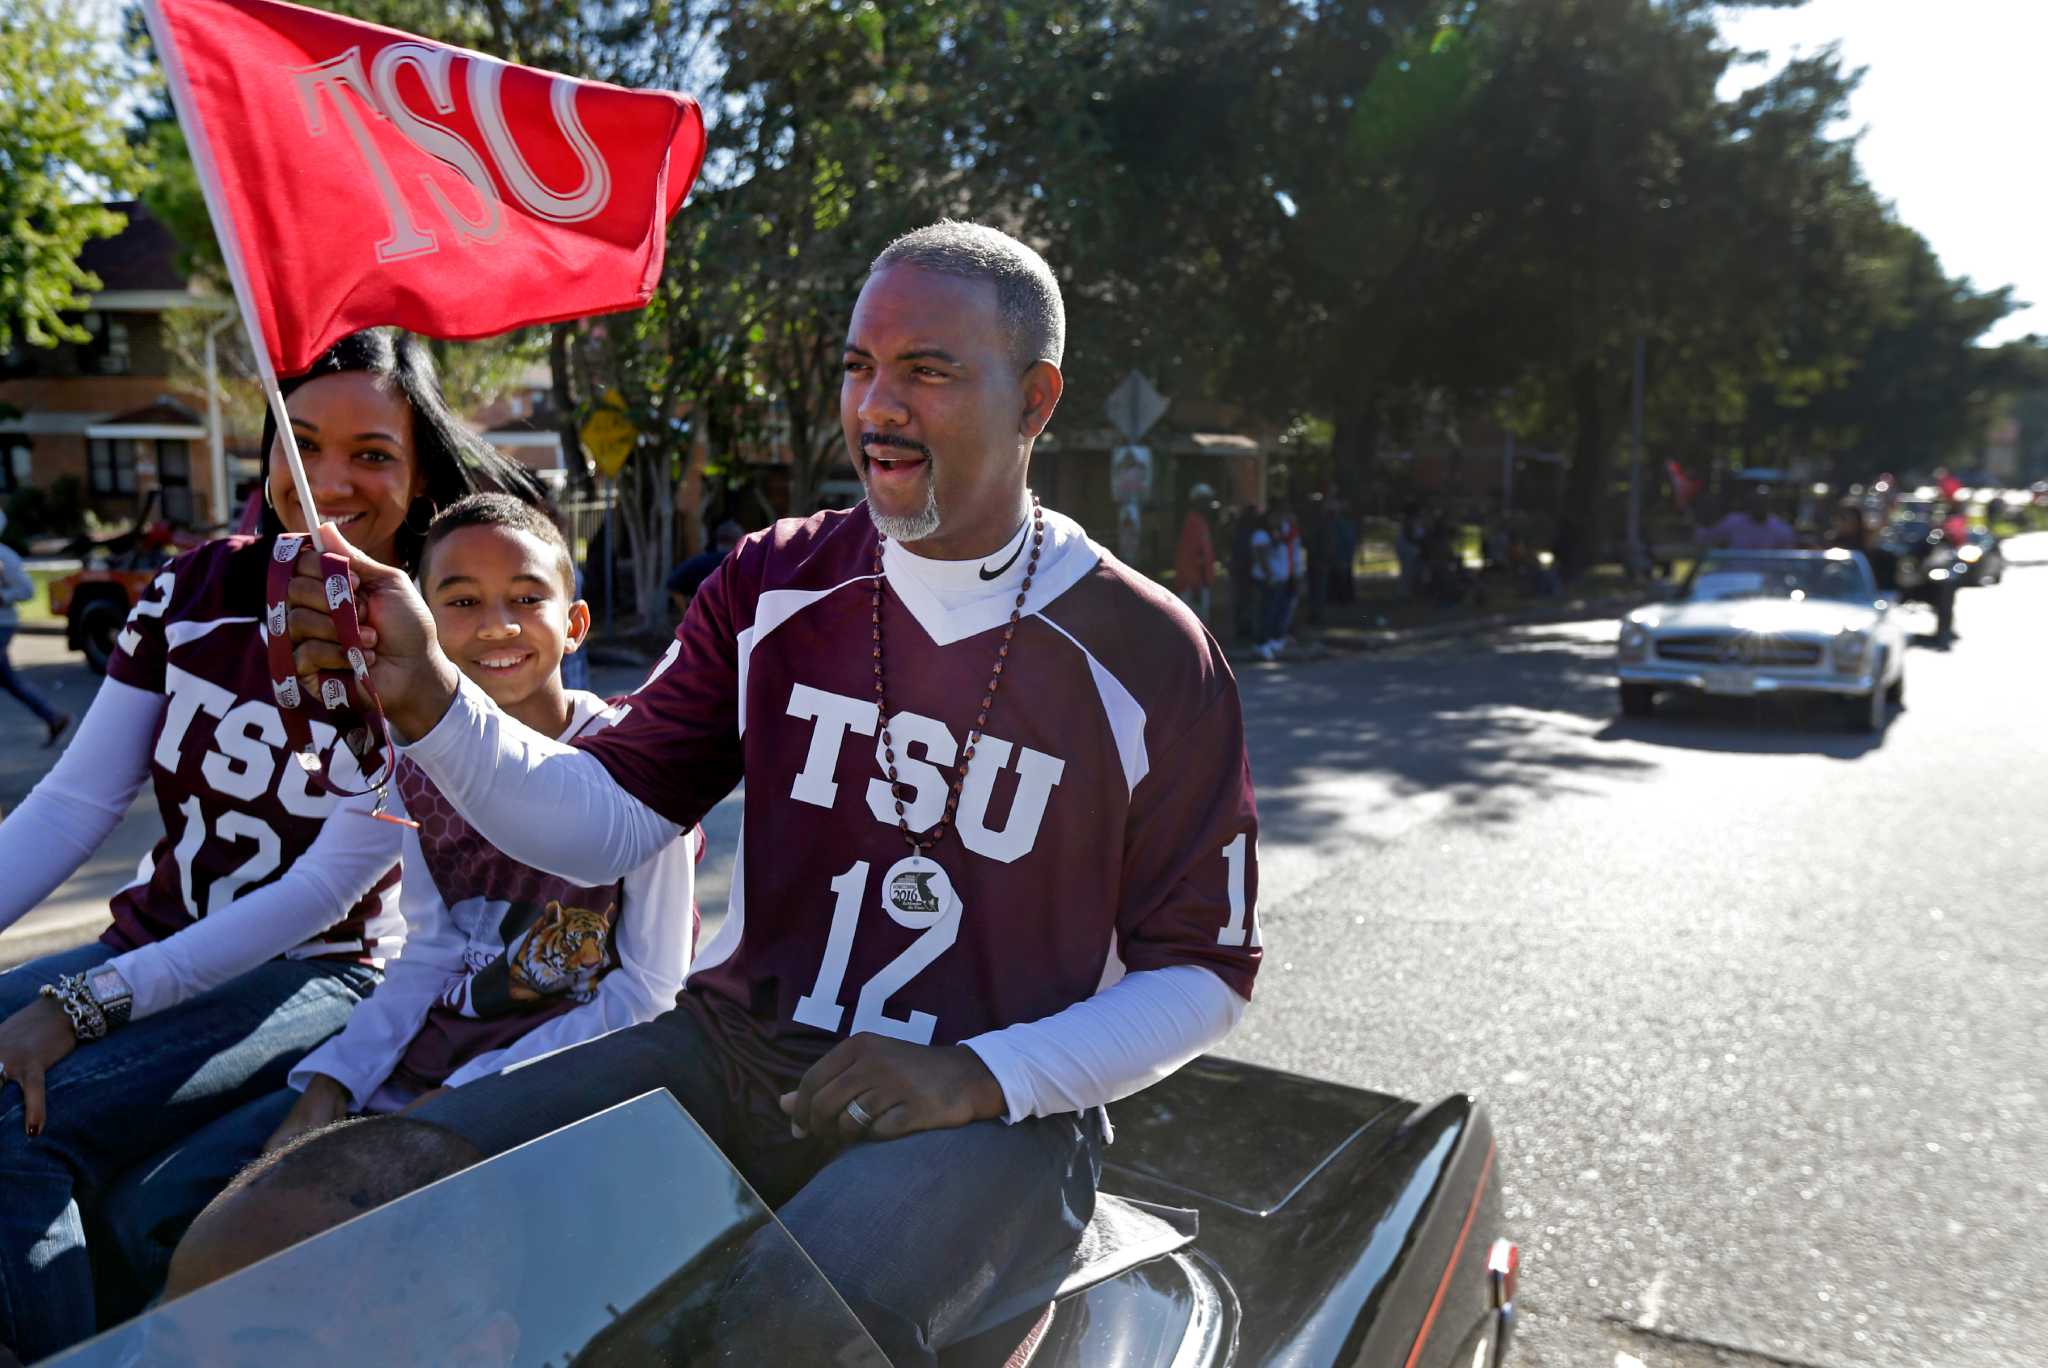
[0,0,153,350]
[122,0,2045,597]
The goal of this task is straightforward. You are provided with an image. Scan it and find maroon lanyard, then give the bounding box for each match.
[263,534,416,828]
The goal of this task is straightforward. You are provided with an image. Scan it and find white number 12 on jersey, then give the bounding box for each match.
[792,857,963,1046]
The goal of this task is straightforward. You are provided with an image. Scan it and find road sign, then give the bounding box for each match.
[580,390,638,477]
[1105,370,1169,442]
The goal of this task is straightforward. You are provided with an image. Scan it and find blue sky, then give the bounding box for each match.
[1717,0,2044,345]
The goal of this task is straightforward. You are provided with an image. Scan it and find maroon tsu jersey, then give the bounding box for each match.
[103,536,401,960]
[577,503,1260,1099]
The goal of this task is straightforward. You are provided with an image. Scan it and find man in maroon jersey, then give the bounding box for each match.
[284,220,1260,1363]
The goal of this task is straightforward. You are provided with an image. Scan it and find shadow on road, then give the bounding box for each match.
[1240,627,1656,850]
[1594,690,1890,758]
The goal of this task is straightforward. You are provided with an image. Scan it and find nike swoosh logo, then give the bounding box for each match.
[978,541,1026,581]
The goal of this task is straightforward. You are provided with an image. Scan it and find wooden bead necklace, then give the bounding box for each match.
[872,494,1044,854]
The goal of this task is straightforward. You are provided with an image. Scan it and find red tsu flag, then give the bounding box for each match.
[146,0,707,375]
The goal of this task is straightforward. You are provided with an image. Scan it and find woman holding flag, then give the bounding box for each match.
[0,330,542,1360]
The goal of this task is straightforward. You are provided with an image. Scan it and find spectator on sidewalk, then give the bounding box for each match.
[1941,502,1972,551]
[1329,496,1358,605]
[1304,494,1332,626]
[1229,503,1260,642]
[1394,501,1425,598]
[1174,485,1217,625]
[666,519,745,623]
[1251,502,1304,661]
[0,511,71,747]
[1551,513,1584,584]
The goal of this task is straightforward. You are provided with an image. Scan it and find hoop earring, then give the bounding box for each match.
[403,498,434,536]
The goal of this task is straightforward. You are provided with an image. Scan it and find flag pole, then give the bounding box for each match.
[139,0,326,554]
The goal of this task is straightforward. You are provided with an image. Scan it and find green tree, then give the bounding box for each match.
[0,0,153,349]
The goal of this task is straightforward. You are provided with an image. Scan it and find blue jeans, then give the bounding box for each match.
[0,626,60,728]
[0,942,376,1361]
[415,1006,1102,1367]
[99,1087,298,1304]
[1260,583,1296,642]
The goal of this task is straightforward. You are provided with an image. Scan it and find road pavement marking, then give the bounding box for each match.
[1636,1266,1670,1330]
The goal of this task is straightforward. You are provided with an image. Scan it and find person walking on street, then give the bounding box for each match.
[1175,486,1217,625]
[0,510,71,747]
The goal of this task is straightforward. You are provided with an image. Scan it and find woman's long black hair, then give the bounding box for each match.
[257,329,548,572]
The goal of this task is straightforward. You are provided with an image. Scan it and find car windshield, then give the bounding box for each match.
[47,1094,888,1368]
[1682,555,1875,604]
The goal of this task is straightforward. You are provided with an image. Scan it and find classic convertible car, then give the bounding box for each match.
[50,1060,1516,1368]
[1616,549,1907,731]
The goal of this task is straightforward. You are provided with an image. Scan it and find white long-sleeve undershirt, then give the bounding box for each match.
[401,676,1246,1122]
[0,677,400,1019]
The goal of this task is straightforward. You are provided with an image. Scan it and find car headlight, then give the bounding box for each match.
[1956,543,1983,563]
[1832,628,1871,671]
[1618,622,1651,661]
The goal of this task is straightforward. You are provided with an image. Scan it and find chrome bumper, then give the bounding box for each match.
[1616,662,1878,697]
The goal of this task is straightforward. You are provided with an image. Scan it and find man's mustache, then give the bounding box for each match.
[860,432,930,459]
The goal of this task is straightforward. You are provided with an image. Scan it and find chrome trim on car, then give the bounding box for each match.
[1616,663,1877,696]
[1655,633,1824,667]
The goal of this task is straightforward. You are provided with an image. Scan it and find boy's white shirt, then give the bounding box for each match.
[290,690,696,1112]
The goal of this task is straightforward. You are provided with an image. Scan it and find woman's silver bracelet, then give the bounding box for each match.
[39,976,107,1042]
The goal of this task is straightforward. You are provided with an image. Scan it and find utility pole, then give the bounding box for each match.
[1627,335,1645,571]
[202,307,238,526]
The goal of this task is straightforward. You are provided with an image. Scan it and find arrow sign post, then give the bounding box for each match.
[1105,370,1169,443]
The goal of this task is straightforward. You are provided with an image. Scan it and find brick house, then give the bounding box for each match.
[0,203,245,529]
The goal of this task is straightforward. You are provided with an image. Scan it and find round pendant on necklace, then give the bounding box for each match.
[872,492,1044,858]
[881,855,956,930]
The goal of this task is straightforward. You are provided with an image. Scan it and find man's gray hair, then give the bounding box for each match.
[871,220,1065,371]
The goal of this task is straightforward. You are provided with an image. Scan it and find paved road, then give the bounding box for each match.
[1227,536,2046,1368]
[5,540,2043,1366]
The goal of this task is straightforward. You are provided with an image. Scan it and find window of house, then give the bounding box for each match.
[159,441,196,524]
[89,438,139,495]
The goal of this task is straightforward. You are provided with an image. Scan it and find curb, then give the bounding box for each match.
[1227,594,1646,665]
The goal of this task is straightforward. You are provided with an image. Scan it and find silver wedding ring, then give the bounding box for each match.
[843,1097,875,1130]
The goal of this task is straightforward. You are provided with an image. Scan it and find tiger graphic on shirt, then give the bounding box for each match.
[460,897,619,1018]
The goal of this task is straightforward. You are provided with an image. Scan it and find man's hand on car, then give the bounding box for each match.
[262,1073,352,1153]
[284,524,462,741]
[781,1035,1007,1142]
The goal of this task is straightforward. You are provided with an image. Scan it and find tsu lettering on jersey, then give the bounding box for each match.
[387,756,625,1092]
[576,504,1260,1099]
[104,537,400,960]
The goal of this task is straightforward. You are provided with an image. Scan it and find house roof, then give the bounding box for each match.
[77,203,188,294]
[87,397,207,439]
[102,397,203,427]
